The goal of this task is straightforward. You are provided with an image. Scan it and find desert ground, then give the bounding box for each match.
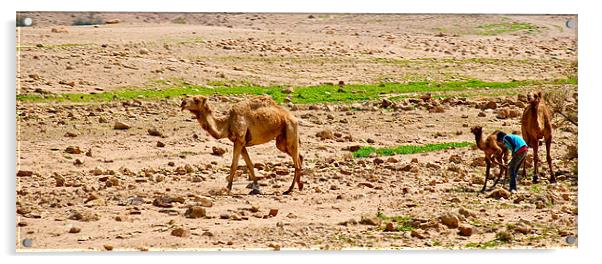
[16,13,577,251]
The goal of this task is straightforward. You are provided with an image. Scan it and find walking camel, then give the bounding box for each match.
[471,126,510,192]
[521,91,555,183]
[181,95,304,195]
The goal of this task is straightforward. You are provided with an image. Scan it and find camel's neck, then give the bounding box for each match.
[531,102,543,131]
[474,131,486,150]
[195,108,229,139]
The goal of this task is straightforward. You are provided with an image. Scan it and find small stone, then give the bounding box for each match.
[17,170,33,177]
[268,243,281,251]
[69,227,81,233]
[148,127,163,137]
[316,129,334,140]
[458,224,474,236]
[184,206,206,219]
[212,146,226,156]
[103,244,113,251]
[114,121,131,130]
[269,209,278,217]
[360,215,381,226]
[440,213,459,228]
[384,222,396,232]
[64,132,78,137]
[171,227,190,237]
[487,189,511,199]
[515,224,532,234]
[449,154,463,164]
[69,210,100,222]
[65,146,82,154]
[54,174,65,187]
[484,101,497,110]
[157,141,165,147]
[139,48,150,55]
[411,229,427,239]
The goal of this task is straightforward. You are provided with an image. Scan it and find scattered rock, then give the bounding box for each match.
[68,227,81,233]
[449,154,463,164]
[411,229,428,239]
[157,141,166,147]
[105,19,120,24]
[139,48,150,55]
[17,170,33,177]
[64,132,78,137]
[65,146,82,154]
[360,215,381,226]
[212,146,226,156]
[185,206,206,219]
[440,213,459,228]
[171,227,190,237]
[487,188,511,199]
[458,224,474,236]
[103,244,114,251]
[458,207,477,218]
[316,129,334,140]
[484,101,497,110]
[268,243,281,251]
[114,121,131,130]
[429,105,445,113]
[384,222,396,232]
[69,210,100,222]
[268,209,279,217]
[148,128,163,137]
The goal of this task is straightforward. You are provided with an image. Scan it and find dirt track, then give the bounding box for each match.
[16,13,578,251]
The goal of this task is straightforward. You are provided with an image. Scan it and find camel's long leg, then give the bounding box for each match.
[491,155,504,189]
[227,141,244,192]
[241,147,260,191]
[481,158,491,193]
[532,143,540,183]
[545,136,555,183]
[279,125,303,195]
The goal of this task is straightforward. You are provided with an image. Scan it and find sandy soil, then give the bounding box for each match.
[15,13,578,251]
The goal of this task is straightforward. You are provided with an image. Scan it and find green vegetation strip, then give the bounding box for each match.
[352,142,473,158]
[476,22,538,36]
[377,212,415,232]
[17,77,576,104]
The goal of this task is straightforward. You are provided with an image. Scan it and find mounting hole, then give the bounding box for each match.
[22,238,32,247]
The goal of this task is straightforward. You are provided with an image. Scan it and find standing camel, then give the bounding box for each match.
[181,95,304,195]
[521,91,555,183]
[471,126,509,192]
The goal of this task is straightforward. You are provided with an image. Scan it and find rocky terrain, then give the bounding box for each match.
[16,13,577,251]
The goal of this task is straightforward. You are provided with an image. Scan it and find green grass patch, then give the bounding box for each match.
[476,22,538,36]
[353,142,473,158]
[377,212,415,232]
[17,77,577,104]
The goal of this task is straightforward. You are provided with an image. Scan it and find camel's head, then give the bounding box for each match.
[470,126,483,136]
[527,91,544,105]
[180,96,210,114]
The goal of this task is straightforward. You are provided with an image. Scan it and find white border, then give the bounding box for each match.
[3,1,599,264]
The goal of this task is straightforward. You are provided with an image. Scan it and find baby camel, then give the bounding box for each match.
[471,126,510,192]
[181,95,303,195]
